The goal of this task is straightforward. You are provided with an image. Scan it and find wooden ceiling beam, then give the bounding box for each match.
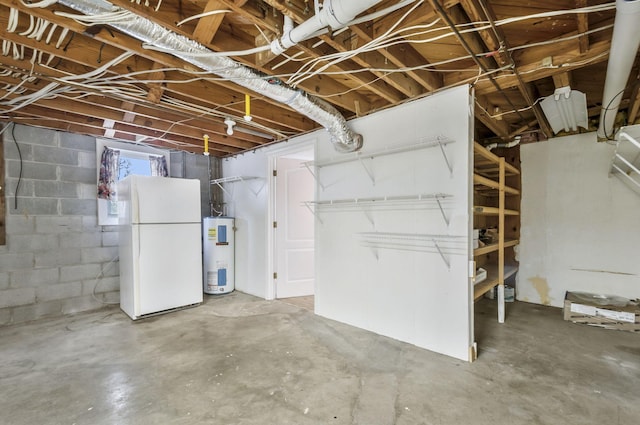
[192,0,230,44]
[475,95,510,140]
[108,0,373,116]
[552,72,572,89]
[576,0,589,54]
[0,1,315,132]
[0,74,265,148]
[3,104,236,154]
[458,0,509,67]
[472,40,611,96]
[349,24,443,92]
[261,0,421,98]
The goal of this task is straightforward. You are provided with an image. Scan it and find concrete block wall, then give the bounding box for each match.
[1,125,119,325]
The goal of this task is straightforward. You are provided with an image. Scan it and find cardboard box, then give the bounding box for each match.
[563,291,640,332]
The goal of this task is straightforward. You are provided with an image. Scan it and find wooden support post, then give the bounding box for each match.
[498,158,506,323]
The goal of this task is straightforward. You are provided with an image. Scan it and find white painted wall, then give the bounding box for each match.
[518,130,640,307]
[314,86,473,361]
[223,86,474,361]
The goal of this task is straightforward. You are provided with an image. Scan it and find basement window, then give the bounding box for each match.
[96,139,170,225]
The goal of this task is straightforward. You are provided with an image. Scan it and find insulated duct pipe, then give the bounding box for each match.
[57,0,366,152]
[597,0,640,140]
[270,0,386,55]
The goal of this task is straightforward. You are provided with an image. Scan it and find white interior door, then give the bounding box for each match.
[275,156,315,298]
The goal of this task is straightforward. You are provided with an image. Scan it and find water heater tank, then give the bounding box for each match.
[203,217,235,294]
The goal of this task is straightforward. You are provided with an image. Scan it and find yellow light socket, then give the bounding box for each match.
[203,134,210,156]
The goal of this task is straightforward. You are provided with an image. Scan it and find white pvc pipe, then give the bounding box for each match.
[597,0,640,140]
[271,0,384,54]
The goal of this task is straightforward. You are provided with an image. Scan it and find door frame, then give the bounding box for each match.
[266,138,316,300]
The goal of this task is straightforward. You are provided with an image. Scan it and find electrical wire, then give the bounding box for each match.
[601,87,627,141]
[92,255,120,305]
[175,9,231,27]
[10,123,22,210]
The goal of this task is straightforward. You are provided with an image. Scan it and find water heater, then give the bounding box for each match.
[203,217,235,294]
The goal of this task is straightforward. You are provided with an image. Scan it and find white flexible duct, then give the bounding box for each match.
[597,0,640,140]
[57,0,367,152]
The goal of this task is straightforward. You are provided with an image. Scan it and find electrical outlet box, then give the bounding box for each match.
[542,56,553,67]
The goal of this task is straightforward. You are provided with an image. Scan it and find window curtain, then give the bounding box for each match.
[97,147,120,200]
[149,155,168,177]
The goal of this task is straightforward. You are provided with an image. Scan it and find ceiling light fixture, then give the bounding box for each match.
[540,86,588,134]
[224,118,236,135]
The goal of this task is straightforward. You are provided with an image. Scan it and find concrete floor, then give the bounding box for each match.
[1,293,638,425]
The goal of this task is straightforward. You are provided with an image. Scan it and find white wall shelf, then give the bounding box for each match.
[611,130,640,192]
[210,175,264,198]
[358,231,466,268]
[304,136,455,188]
[303,193,453,226]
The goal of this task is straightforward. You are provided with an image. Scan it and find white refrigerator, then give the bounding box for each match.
[117,175,203,320]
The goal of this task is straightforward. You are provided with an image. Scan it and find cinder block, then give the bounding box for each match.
[60,264,101,282]
[61,294,106,315]
[35,216,83,233]
[36,282,82,302]
[34,181,79,198]
[35,249,81,268]
[11,300,62,324]
[59,165,95,184]
[78,183,97,200]
[100,225,120,233]
[60,199,97,216]
[3,140,34,161]
[0,287,36,308]
[5,215,35,234]
[9,198,59,216]
[0,308,11,326]
[101,231,119,247]
[3,179,34,197]
[6,160,57,180]
[78,151,96,169]
[59,132,95,151]
[101,259,119,278]
[10,267,59,287]
[83,276,119,295]
[12,124,59,146]
[94,290,119,305]
[82,215,99,232]
[169,151,184,177]
[81,246,118,264]
[8,234,59,252]
[0,252,35,271]
[33,145,79,166]
[0,272,9,290]
[60,232,101,249]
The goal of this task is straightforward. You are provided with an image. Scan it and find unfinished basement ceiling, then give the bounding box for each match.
[1,0,639,156]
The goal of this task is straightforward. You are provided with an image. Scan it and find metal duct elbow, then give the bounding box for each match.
[597,0,640,141]
[57,0,363,153]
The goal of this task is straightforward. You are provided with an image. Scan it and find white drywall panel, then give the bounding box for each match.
[220,151,270,298]
[314,85,473,361]
[518,131,640,307]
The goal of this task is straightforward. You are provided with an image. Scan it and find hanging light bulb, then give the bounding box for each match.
[224,118,236,135]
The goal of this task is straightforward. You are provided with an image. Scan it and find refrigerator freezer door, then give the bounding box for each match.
[124,175,202,224]
[134,222,203,317]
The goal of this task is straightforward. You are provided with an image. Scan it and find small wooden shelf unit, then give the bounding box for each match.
[472,142,521,322]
